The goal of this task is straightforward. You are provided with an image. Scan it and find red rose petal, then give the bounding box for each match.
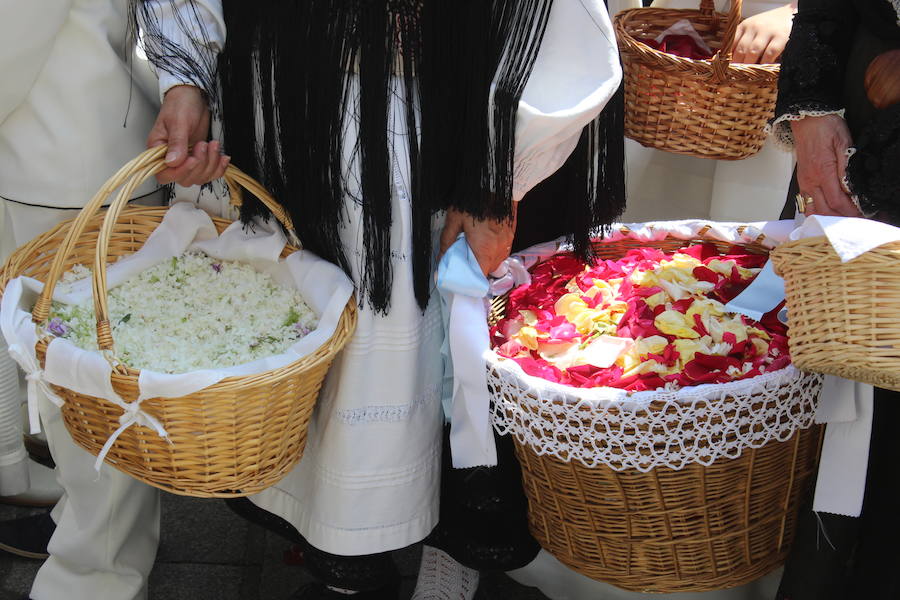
[692,265,720,284]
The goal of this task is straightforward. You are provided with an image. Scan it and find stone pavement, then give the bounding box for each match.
[0,494,550,600]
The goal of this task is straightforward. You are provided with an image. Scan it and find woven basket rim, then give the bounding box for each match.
[614,7,780,78]
[488,352,800,407]
[489,232,792,404]
[773,235,900,253]
[3,203,357,399]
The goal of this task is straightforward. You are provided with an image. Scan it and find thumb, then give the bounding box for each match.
[439,214,464,258]
[834,140,850,189]
[146,120,169,150]
[164,121,190,166]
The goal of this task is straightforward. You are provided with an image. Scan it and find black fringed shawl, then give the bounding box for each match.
[137,0,626,313]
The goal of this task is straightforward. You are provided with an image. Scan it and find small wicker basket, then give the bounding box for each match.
[0,146,357,497]
[614,0,779,160]
[489,230,823,592]
[771,236,900,392]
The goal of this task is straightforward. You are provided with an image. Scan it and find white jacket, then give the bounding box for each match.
[0,0,161,208]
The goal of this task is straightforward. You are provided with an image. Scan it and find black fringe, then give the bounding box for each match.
[568,80,627,262]
[133,0,220,110]
[140,0,624,313]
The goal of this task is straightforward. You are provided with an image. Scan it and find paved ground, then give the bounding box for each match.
[0,494,549,600]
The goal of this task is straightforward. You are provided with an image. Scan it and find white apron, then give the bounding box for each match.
[220,0,626,556]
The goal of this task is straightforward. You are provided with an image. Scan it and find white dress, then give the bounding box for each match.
[186,0,624,557]
[508,2,796,598]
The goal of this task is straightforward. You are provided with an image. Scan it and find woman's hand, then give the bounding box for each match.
[146,85,230,186]
[791,114,861,217]
[731,4,795,64]
[440,206,517,277]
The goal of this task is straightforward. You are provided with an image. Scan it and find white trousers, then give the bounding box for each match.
[31,392,160,600]
[1,198,162,600]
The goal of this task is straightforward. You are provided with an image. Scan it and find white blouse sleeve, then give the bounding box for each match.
[141,0,226,100]
[512,0,622,201]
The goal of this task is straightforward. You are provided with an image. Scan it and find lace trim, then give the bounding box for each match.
[892,0,900,25]
[335,383,439,425]
[489,357,822,472]
[766,108,846,151]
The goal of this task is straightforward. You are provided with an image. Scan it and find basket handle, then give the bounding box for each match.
[32,145,295,355]
[708,0,744,81]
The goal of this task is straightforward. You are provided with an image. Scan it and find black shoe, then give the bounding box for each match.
[290,580,399,600]
[0,511,55,559]
[23,435,55,470]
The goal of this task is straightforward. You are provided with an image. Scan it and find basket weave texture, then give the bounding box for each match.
[0,146,357,497]
[771,236,900,392]
[489,232,822,592]
[615,0,779,160]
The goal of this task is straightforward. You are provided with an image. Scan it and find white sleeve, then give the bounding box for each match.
[142,0,226,100]
[512,0,623,201]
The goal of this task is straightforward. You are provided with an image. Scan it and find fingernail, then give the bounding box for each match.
[165,150,180,164]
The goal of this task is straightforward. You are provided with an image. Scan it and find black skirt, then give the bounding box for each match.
[776,387,900,600]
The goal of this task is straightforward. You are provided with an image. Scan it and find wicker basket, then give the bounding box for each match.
[488,230,823,592]
[770,236,900,392]
[0,146,357,498]
[615,0,779,160]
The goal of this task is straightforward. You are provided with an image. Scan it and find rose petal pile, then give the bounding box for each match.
[491,243,788,391]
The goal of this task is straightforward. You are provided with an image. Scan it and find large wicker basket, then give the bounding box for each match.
[615,0,779,160]
[488,230,823,592]
[0,146,357,497]
[770,236,900,392]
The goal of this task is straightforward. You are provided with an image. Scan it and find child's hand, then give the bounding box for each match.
[731,4,795,64]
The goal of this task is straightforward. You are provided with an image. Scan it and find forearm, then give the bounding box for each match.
[769,0,857,148]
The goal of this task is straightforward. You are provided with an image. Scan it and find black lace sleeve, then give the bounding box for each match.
[845,103,900,226]
[768,1,859,147]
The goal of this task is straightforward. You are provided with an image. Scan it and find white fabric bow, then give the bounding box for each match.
[6,341,64,435]
[94,400,169,471]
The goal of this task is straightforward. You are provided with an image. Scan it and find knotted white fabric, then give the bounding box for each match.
[1,278,64,436]
[812,376,873,517]
[93,397,169,471]
[437,236,496,468]
[0,202,354,471]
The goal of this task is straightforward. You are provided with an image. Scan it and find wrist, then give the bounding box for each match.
[159,80,208,106]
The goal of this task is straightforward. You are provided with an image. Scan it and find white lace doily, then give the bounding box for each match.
[489,356,822,473]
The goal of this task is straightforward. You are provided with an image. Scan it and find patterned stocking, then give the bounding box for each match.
[411,545,480,600]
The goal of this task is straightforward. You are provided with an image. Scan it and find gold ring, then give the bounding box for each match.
[794,193,813,213]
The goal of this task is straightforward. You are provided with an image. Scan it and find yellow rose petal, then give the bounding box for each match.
[515,326,541,350]
[635,335,669,357]
[655,310,700,339]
